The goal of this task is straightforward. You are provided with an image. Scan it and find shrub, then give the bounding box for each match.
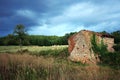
[113,44,120,52]
[101,52,120,69]
[91,34,120,69]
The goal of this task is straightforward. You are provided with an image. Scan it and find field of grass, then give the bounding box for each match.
[0,46,120,80]
[0,45,68,53]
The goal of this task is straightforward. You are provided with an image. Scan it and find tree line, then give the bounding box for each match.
[0,24,120,47]
[0,24,76,46]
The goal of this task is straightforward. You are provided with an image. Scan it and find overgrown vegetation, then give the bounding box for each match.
[91,34,120,69]
[111,30,120,44]
[91,34,108,55]
[113,44,120,52]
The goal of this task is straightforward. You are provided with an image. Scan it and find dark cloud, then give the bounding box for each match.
[0,0,120,36]
[0,13,39,36]
[0,0,48,36]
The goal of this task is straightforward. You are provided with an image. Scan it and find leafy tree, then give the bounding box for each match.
[5,34,15,45]
[0,37,4,45]
[62,32,77,45]
[113,44,120,52]
[111,30,120,52]
[99,31,109,35]
[13,24,28,50]
[111,30,120,43]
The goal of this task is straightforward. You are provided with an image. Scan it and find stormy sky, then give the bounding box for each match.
[0,0,120,36]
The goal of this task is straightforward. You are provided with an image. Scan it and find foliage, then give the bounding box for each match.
[91,34,107,55]
[61,32,77,45]
[111,30,120,44]
[101,52,120,69]
[99,31,109,34]
[28,35,63,46]
[113,44,120,52]
[28,32,76,46]
[0,35,20,46]
[0,30,76,46]
[91,34,120,69]
[13,24,29,46]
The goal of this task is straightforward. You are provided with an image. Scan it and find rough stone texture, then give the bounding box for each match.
[68,30,114,64]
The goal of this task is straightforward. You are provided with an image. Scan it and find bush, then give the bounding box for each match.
[91,34,120,69]
[113,44,120,52]
[101,52,120,69]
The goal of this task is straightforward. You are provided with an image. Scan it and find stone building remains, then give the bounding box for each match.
[68,30,114,64]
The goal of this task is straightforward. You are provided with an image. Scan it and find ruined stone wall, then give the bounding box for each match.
[103,37,114,52]
[68,34,76,53]
[69,30,96,64]
[95,35,114,52]
[68,30,114,64]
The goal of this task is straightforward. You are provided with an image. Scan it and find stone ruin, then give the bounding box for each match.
[68,30,114,64]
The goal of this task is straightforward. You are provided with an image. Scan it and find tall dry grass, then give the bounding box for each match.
[0,53,120,80]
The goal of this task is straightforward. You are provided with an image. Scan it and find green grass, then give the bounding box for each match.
[0,46,20,53]
[0,45,69,58]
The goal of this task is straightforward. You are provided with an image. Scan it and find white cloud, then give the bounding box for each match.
[16,9,36,19]
[28,1,120,36]
[49,2,95,24]
[28,23,86,36]
[51,2,120,24]
[64,2,95,18]
[86,21,120,32]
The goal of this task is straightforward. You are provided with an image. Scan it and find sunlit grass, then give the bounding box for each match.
[0,46,20,53]
[0,45,68,53]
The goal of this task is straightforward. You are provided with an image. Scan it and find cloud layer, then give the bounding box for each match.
[0,0,120,36]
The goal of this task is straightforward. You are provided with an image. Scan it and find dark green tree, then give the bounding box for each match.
[62,32,77,45]
[100,31,108,34]
[13,24,28,51]
[111,30,120,43]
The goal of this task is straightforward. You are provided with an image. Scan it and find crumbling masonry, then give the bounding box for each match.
[68,30,114,64]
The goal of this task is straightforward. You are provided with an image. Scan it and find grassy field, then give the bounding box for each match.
[0,45,68,53]
[0,46,120,80]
